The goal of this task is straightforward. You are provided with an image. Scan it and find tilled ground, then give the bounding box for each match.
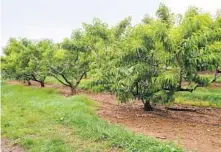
[86,92,221,152]
[3,81,221,152]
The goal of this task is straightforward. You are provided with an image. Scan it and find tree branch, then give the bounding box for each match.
[53,75,69,86]
[210,67,221,83]
[48,66,72,86]
[60,73,72,87]
[177,84,198,93]
[73,71,86,88]
[163,84,199,93]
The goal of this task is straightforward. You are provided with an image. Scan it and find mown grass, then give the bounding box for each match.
[200,74,221,83]
[175,87,221,107]
[1,83,183,152]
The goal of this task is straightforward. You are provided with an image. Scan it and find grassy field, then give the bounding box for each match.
[175,87,221,107]
[1,83,182,152]
[175,73,221,107]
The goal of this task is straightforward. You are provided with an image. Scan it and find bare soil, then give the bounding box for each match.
[1,138,26,152]
[209,82,221,88]
[4,81,221,152]
[86,92,221,152]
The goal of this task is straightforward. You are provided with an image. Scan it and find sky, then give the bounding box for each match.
[1,0,221,53]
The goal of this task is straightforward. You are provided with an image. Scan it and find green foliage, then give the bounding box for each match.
[142,14,154,24]
[79,78,107,93]
[2,39,54,86]
[156,3,175,27]
[2,4,221,108]
[2,83,183,152]
[112,21,173,102]
[93,5,221,110]
[45,31,92,93]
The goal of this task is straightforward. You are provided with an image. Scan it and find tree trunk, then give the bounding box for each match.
[212,70,218,82]
[70,87,76,95]
[144,101,153,111]
[39,81,45,87]
[84,73,87,79]
[28,80,31,86]
[211,67,221,83]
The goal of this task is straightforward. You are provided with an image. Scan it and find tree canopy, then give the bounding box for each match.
[2,4,220,110]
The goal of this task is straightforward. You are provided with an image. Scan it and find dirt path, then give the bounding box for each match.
[5,81,221,152]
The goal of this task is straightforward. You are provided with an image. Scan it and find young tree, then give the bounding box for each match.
[180,8,221,83]
[26,39,54,87]
[99,21,175,111]
[207,15,221,82]
[99,7,215,111]
[169,12,213,89]
[47,31,90,94]
[1,38,23,81]
[2,38,53,87]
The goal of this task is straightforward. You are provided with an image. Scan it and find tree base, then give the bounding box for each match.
[40,81,45,87]
[28,81,31,86]
[70,88,76,95]
[144,101,153,111]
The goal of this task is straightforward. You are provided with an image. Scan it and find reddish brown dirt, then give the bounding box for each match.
[209,82,221,88]
[87,93,221,152]
[6,81,221,152]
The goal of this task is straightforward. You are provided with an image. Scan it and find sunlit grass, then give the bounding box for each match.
[2,83,183,152]
[175,97,221,107]
[175,87,221,107]
[200,74,221,83]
